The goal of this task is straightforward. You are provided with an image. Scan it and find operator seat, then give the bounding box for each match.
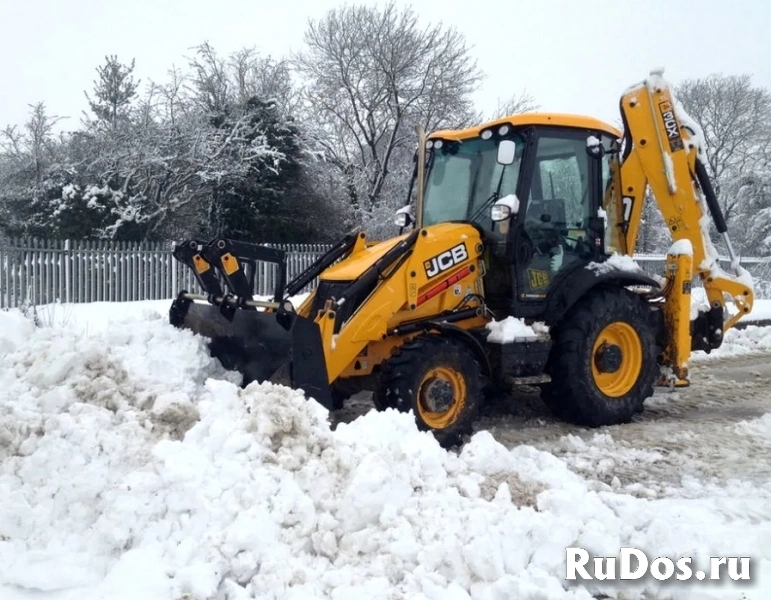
[526,198,567,228]
[526,198,567,251]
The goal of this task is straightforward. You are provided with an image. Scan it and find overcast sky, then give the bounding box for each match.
[1,0,769,132]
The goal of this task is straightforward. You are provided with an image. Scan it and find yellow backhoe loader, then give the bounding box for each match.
[169,70,754,446]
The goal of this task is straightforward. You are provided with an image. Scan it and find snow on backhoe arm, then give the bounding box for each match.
[605,69,754,380]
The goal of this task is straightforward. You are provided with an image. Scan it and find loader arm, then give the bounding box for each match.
[607,70,754,375]
[308,224,487,387]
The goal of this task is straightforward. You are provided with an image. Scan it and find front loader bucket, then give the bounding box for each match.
[170,295,293,385]
[166,234,357,409]
[169,293,333,409]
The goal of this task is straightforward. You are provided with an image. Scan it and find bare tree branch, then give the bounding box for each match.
[489,91,540,119]
[674,73,771,253]
[292,0,485,213]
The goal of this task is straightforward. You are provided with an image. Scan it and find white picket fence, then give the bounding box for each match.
[1,238,769,309]
[0,238,331,308]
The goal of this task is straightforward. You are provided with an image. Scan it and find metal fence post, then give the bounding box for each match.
[64,239,72,304]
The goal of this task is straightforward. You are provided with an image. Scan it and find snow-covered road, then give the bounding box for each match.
[477,353,771,494]
[1,303,771,600]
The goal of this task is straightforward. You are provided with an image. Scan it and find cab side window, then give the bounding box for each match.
[528,137,591,229]
[518,133,594,296]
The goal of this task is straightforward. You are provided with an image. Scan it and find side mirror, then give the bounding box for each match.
[586,135,604,158]
[497,139,517,165]
[491,194,520,222]
[394,206,413,228]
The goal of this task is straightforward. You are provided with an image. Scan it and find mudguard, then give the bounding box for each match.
[543,263,661,325]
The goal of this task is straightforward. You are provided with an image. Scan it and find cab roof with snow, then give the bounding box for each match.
[429,112,622,141]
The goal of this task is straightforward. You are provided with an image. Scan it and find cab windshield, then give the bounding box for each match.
[422,135,524,228]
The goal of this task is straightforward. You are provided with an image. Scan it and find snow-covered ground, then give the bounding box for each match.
[2,298,771,599]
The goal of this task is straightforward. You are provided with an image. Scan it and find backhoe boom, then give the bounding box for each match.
[608,70,754,376]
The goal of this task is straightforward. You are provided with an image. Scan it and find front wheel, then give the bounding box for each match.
[542,287,659,427]
[380,335,482,447]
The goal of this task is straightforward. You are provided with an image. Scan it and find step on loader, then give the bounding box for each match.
[169,70,754,447]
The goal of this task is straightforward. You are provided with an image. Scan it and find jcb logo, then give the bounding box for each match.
[424,243,468,278]
[658,100,684,152]
[528,268,550,290]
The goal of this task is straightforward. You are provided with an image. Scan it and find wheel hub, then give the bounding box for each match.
[590,321,643,398]
[420,377,454,413]
[594,343,623,373]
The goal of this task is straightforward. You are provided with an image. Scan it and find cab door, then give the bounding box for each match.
[512,128,602,309]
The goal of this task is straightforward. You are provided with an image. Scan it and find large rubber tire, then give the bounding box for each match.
[541,286,659,427]
[380,335,482,448]
[330,386,347,411]
[372,372,393,412]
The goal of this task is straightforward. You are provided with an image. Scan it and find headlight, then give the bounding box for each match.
[394,211,412,227]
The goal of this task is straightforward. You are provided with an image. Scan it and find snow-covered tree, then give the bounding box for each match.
[674,74,771,255]
[84,55,140,129]
[635,189,670,254]
[726,169,771,254]
[0,102,70,236]
[186,42,298,117]
[292,1,484,234]
[0,45,350,243]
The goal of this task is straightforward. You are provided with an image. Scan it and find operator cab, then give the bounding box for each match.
[397,114,620,315]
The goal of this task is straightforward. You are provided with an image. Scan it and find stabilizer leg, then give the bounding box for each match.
[658,245,693,387]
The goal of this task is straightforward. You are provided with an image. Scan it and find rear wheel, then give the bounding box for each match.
[380,335,482,447]
[542,287,658,426]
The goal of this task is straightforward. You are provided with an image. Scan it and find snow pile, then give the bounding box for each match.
[486,316,548,343]
[0,310,36,355]
[1,308,771,599]
[692,324,771,362]
[735,414,771,444]
[22,293,311,334]
[550,433,666,483]
[587,252,644,275]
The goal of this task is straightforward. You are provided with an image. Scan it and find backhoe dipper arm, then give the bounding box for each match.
[607,71,754,374]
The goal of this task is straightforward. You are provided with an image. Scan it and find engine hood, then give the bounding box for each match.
[320,222,481,282]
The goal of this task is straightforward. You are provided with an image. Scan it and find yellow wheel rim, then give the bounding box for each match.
[417,366,467,429]
[591,322,642,398]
